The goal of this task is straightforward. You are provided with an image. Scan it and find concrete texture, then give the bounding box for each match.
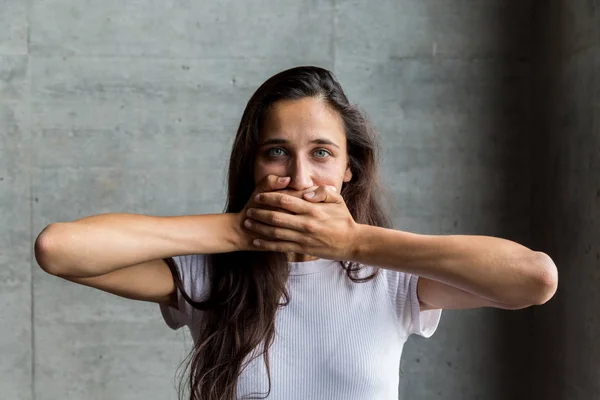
[0,1,597,399]
[1,53,32,400]
[531,1,600,399]
[0,0,28,55]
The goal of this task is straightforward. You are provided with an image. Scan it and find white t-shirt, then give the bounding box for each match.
[160,255,442,400]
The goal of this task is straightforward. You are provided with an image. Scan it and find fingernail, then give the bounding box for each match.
[255,194,261,202]
[244,219,251,228]
[246,209,252,217]
[278,177,290,184]
[327,186,337,192]
[304,191,315,198]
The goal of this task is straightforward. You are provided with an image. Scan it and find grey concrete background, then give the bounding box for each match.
[0,1,597,399]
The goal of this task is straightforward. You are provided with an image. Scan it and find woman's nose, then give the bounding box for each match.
[288,158,313,190]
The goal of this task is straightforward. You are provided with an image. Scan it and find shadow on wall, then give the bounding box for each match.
[492,3,538,400]
[530,0,583,399]
[400,2,550,400]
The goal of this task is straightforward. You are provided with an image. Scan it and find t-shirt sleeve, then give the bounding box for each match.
[385,270,442,339]
[159,254,208,330]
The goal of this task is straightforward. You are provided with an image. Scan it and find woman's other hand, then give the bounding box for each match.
[234,175,317,251]
[242,185,360,260]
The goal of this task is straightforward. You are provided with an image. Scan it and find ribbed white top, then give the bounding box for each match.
[161,254,441,400]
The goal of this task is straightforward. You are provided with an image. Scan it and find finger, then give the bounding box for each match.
[303,185,332,202]
[256,175,290,193]
[244,218,307,242]
[251,238,304,253]
[303,185,340,203]
[246,208,304,231]
[278,186,319,199]
[254,192,310,214]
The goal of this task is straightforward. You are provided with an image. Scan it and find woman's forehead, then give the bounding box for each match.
[260,98,345,144]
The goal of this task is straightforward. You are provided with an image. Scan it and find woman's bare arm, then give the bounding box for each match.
[242,186,559,310]
[35,213,243,277]
[354,227,558,309]
[33,175,292,305]
[60,259,179,306]
[34,213,243,305]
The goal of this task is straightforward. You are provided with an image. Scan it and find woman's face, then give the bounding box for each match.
[254,97,353,193]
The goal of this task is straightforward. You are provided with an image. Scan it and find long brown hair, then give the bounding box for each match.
[170,66,392,400]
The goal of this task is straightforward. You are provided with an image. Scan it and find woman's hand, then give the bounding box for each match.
[242,185,360,261]
[234,175,317,251]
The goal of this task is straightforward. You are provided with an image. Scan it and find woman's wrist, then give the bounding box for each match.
[347,223,369,262]
[228,212,252,252]
[167,213,249,255]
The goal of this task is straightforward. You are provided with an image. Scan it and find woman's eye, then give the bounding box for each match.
[267,147,286,157]
[314,149,330,158]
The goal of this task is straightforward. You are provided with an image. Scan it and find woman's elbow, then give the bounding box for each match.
[34,224,64,276]
[529,251,559,306]
[504,251,558,309]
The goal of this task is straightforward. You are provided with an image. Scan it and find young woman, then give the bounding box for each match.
[35,66,558,400]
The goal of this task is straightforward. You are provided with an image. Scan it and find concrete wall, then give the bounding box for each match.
[3,1,592,399]
[531,1,600,399]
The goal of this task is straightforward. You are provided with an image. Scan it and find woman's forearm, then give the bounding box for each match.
[352,225,558,306]
[34,213,243,277]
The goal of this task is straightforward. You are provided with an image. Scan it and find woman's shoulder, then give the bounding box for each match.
[373,265,411,281]
[168,254,210,298]
[374,266,417,295]
[169,254,208,276]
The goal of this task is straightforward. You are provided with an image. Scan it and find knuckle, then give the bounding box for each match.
[307,208,320,218]
[304,221,317,234]
[279,195,292,207]
[270,214,282,225]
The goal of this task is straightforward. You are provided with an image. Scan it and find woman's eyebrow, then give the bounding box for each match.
[260,137,340,149]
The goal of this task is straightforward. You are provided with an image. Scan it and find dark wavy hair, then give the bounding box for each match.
[169,66,392,400]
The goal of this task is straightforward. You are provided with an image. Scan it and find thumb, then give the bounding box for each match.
[303,185,338,203]
[256,175,290,194]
